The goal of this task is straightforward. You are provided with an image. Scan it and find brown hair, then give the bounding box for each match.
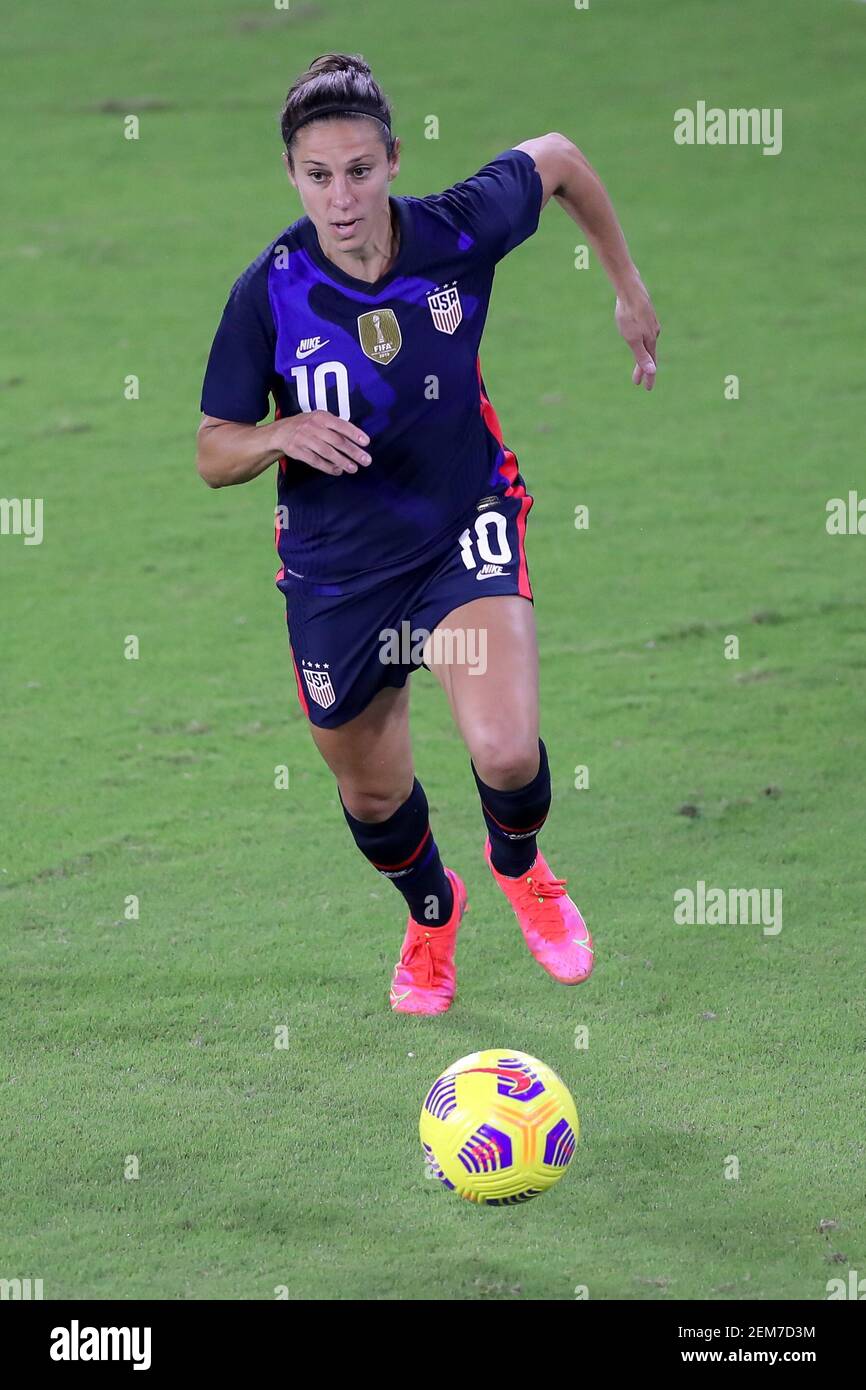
[280,53,395,169]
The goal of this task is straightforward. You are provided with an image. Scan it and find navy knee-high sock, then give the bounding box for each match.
[472,737,551,877]
[339,778,454,926]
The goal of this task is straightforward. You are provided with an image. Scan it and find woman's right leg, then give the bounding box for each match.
[306,675,469,1014]
[307,681,457,931]
[309,682,415,822]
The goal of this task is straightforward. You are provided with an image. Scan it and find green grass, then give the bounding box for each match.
[2,0,865,1300]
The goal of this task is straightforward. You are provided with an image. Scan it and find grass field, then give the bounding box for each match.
[2,0,865,1301]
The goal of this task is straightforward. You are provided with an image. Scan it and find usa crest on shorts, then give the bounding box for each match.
[301,660,336,709]
[426,281,462,335]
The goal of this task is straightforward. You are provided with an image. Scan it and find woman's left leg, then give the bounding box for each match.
[421,595,549,876]
[421,594,539,783]
[422,594,594,984]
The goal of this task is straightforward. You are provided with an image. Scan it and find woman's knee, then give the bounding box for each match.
[469,732,540,790]
[338,777,415,823]
[309,684,413,818]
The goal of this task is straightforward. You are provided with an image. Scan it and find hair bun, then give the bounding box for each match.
[309,52,371,78]
[280,53,392,154]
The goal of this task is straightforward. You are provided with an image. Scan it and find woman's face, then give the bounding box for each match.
[284,118,400,258]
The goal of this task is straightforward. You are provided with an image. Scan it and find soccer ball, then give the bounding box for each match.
[419,1049,579,1205]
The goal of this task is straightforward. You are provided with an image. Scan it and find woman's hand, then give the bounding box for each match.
[615,277,661,391]
[196,411,372,488]
[271,411,372,475]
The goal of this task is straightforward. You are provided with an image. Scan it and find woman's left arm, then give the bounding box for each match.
[515,133,661,391]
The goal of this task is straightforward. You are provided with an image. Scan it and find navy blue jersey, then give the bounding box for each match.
[200,148,543,589]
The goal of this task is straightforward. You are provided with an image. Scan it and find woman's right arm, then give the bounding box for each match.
[196,411,373,488]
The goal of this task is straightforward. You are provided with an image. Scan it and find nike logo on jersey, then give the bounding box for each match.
[476,563,509,580]
[296,336,330,359]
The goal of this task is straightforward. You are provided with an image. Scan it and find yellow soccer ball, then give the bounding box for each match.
[419,1049,579,1205]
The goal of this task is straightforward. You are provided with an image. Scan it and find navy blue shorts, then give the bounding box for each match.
[276,484,534,729]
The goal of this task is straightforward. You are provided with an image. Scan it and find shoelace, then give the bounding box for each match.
[516,870,572,941]
[401,928,449,988]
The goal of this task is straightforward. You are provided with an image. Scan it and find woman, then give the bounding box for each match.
[197,53,660,1016]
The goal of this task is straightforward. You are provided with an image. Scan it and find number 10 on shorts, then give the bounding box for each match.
[458,511,512,570]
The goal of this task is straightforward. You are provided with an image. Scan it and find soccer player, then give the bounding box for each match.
[197,53,660,1015]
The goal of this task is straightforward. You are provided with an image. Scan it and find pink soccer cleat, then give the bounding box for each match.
[389,869,468,1014]
[484,837,594,985]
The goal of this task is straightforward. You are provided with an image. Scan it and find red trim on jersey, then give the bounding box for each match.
[272,391,288,569]
[272,390,289,476]
[476,357,534,600]
[272,392,309,717]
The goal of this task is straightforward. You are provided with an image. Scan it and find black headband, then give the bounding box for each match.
[284,103,391,146]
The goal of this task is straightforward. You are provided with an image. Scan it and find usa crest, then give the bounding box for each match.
[301,660,335,709]
[426,281,462,335]
[357,308,402,365]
